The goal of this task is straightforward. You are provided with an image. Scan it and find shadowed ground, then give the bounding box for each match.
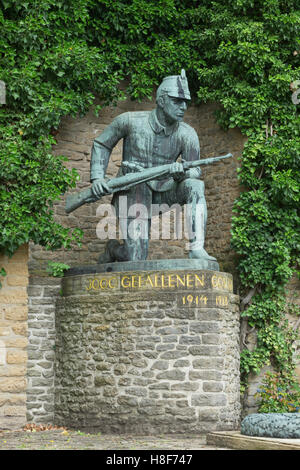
[0,427,229,450]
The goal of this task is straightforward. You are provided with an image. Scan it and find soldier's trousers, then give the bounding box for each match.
[110,177,207,262]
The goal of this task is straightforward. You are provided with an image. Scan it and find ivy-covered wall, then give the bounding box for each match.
[1,0,299,419]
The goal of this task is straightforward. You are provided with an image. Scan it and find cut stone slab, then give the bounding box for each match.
[206,431,300,450]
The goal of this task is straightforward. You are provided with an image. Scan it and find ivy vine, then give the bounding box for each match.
[1,0,299,399]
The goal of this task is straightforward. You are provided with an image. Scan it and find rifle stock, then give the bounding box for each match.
[65,188,94,214]
[65,165,170,214]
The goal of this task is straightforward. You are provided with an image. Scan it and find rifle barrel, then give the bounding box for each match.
[184,153,232,169]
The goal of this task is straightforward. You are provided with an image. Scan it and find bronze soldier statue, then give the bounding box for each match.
[84,70,227,263]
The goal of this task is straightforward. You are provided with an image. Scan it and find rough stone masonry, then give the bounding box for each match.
[54,269,241,434]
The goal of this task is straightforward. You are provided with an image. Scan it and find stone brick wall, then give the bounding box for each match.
[0,244,28,429]
[26,275,61,424]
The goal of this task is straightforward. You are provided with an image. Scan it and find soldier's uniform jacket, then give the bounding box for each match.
[90,109,201,213]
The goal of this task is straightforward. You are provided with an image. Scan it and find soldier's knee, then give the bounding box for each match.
[180,178,205,195]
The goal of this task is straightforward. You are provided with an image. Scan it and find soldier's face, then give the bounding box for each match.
[162,95,188,123]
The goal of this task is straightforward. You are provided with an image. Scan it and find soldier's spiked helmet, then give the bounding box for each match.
[157,69,191,101]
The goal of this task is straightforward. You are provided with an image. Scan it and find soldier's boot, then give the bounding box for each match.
[189,247,216,261]
[98,236,149,264]
[98,240,122,264]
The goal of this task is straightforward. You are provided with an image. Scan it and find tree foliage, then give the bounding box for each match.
[1,0,299,390]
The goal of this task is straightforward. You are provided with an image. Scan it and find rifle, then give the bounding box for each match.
[65,153,232,214]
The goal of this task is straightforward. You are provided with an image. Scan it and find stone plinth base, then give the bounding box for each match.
[55,267,240,434]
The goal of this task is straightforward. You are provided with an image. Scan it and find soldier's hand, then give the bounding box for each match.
[91,178,110,199]
[170,162,185,181]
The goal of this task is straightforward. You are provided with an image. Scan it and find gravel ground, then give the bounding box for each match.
[0,428,230,451]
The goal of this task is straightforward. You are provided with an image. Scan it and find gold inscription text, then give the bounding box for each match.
[182,295,208,306]
[211,275,233,291]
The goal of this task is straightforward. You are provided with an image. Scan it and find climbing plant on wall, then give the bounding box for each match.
[1,0,299,395]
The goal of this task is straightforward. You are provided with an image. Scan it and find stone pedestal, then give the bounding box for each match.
[54,264,240,434]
